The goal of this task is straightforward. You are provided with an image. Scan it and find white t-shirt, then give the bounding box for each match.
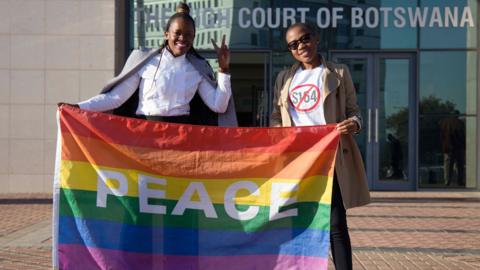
[288,65,326,126]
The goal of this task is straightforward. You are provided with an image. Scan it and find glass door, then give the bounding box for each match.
[203,51,272,127]
[332,53,416,190]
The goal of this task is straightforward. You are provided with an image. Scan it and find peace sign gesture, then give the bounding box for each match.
[211,34,230,74]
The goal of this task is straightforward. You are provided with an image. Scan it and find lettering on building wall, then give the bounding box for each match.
[134,5,232,30]
[134,6,476,30]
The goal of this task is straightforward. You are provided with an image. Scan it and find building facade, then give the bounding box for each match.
[0,0,115,193]
[125,0,479,191]
[0,0,476,193]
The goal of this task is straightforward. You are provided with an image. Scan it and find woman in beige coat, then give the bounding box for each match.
[270,22,370,270]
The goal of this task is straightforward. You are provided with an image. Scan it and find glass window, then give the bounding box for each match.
[420,0,477,49]
[251,33,258,46]
[335,58,369,164]
[330,0,417,49]
[272,52,295,82]
[420,51,477,115]
[128,0,415,50]
[269,0,329,50]
[419,115,476,188]
[130,0,479,50]
[379,58,410,181]
[419,51,477,188]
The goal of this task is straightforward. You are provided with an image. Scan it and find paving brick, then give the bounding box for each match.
[0,192,479,269]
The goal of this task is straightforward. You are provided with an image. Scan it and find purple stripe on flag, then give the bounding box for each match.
[59,244,328,270]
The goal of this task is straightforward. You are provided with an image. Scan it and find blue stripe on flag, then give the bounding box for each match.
[59,216,330,257]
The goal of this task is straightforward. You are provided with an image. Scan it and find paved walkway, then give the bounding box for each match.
[0,192,479,269]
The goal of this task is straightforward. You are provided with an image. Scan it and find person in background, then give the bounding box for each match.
[440,110,466,186]
[387,133,403,179]
[270,22,370,270]
[59,2,236,126]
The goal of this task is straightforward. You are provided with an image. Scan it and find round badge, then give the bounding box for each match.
[289,84,321,112]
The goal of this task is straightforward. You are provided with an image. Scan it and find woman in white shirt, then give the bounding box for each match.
[60,3,233,126]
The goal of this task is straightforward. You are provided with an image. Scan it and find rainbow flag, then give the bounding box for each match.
[53,106,340,270]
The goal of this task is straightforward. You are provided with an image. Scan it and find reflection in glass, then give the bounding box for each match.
[420,51,477,115]
[420,0,477,49]
[272,52,295,81]
[131,0,235,49]
[129,0,427,50]
[130,0,332,50]
[330,0,417,49]
[129,0,477,50]
[270,0,329,51]
[419,51,477,187]
[419,115,475,188]
[440,112,465,186]
[379,59,409,181]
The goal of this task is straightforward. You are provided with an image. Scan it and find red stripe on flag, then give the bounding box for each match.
[59,106,340,153]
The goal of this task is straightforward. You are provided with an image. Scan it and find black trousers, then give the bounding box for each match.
[330,174,352,270]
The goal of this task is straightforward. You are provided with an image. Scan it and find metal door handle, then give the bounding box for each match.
[367,109,371,143]
[375,108,379,143]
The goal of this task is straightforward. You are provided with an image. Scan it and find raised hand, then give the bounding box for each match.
[211,34,230,74]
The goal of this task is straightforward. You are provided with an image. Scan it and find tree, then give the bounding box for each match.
[386,95,457,165]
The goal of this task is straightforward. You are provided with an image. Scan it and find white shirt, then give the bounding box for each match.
[288,65,326,126]
[78,49,232,116]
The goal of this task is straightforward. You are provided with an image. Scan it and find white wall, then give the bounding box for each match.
[0,0,115,193]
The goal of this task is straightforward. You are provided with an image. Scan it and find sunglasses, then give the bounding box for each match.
[287,33,311,51]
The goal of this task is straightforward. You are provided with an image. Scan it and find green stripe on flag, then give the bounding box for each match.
[60,188,331,233]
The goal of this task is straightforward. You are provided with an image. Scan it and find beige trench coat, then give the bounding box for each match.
[270,58,370,209]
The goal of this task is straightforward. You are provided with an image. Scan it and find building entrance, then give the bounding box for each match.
[332,53,417,190]
[204,51,272,127]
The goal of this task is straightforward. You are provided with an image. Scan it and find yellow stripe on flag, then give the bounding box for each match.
[60,160,332,205]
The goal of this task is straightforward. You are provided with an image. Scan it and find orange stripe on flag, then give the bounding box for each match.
[61,132,337,179]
